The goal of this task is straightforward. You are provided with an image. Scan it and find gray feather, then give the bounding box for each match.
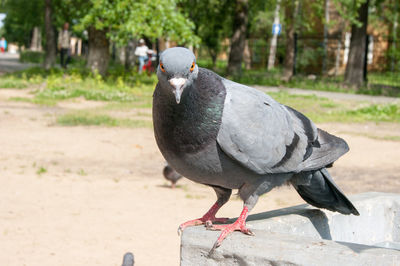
[217,79,316,174]
[163,163,183,185]
[153,47,358,220]
[121,252,134,266]
[299,129,350,171]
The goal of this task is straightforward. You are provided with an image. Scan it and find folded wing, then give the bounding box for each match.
[217,80,348,175]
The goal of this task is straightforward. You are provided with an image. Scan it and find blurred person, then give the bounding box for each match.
[0,37,7,53]
[58,22,71,68]
[134,39,149,74]
[142,49,156,74]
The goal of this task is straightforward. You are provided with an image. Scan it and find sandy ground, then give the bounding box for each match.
[0,88,400,266]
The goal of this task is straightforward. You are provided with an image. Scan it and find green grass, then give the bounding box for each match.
[9,96,57,106]
[57,111,152,128]
[0,77,29,89]
[0,65,156,110]
[2,64,400,126]
[368,72,400,88]
[77,169,87,176]
[36,167,47,175]
[344,104,400,123]
[268,90,400,124]
[20,50,45,64]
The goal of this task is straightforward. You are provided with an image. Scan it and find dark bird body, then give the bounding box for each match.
[121,252,134,266]
[153,47,359,249]
[163,163,183,188]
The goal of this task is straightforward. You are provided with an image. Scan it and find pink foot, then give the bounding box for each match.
[177,202,229,235]
[206,206,254,249]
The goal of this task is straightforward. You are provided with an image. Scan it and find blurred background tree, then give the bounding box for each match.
[0,0,399,94]
[2,0,44,48]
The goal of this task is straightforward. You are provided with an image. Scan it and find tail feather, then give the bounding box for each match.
[291,168,359,215]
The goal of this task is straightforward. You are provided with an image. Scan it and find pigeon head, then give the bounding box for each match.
[157,47,198,104]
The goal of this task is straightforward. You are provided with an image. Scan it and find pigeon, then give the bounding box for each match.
[163,162,183,188]
[152,47,359,250]
[121,252,134,266]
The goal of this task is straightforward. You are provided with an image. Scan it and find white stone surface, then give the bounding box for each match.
[180,192,400,266]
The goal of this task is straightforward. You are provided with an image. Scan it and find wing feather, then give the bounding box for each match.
[217,80,313,174]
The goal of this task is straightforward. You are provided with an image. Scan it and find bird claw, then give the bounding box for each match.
[177,226,183,236]
[210,241,221,252]
[207,221,255,249]
[205,219,227,229]
[205,220,212,229]
[177,216,230,236]
[244,228,255,236]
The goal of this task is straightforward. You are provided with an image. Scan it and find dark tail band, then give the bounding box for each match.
[291,168,359,215]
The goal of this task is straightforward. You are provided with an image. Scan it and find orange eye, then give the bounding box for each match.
[160,61,166,72]
[190,62,195,72]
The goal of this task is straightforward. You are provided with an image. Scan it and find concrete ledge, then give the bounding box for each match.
[180,192,400,266]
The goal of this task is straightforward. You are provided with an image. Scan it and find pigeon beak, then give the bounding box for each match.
[169,77,187,104]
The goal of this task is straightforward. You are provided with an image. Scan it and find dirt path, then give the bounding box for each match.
[0,88,399,266]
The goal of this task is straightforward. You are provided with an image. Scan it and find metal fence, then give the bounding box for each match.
[248,34,400,90]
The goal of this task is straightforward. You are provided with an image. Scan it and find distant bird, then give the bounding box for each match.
[163,162,183,188]
[152,47,359,250]
[121,252,134,266]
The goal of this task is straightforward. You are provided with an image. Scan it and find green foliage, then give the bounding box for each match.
[2,0,44,46]
[331,0,369,28]
[19,50,45,63]
[181,0,233,64]
[75,0,199,45]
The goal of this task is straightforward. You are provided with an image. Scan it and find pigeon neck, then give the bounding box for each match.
[153,68,226,155]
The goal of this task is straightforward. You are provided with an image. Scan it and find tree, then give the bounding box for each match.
[282,0,299,81]
[2,0,44,48]
[181,0,233,69]
[227,0,249,76]
[267,0,281,70]
[43,0,56,69]
[87,26,109,76]
[75,0,198,75]
[344,0,370,87]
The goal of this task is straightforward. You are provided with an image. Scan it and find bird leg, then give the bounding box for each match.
[206,206,254,250]
[177,202,230,235]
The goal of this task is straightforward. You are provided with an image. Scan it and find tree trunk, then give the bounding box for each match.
[43,0,56,70]
[87,26,110,76]
[124,39,137,71]
[31,26,42,51]
[344,0,369,88]
[243,39,251,70]
[267,0,281,70]
[322,0,330,74]
[390,0,398,71]
[226,0,248,76]
[209,49,218,70]
[282,0,299,81]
